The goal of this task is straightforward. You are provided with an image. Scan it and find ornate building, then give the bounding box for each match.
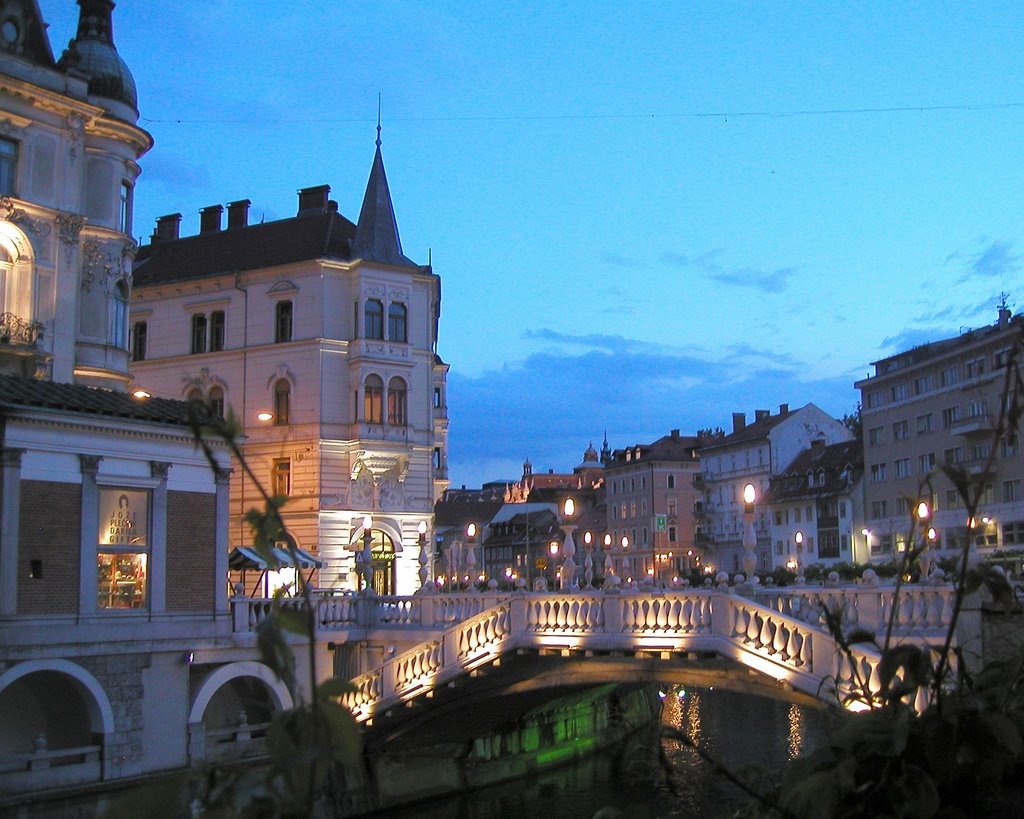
[130,131,448,594]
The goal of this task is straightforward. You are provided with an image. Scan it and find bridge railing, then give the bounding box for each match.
[339,591,904,723]
[752,585,955,639]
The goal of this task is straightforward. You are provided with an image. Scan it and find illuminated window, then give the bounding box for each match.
[364,374,383,423]
[96,488,150,610]
[271,458,291,497]
[387,377,406,425]
[388,302,407,342]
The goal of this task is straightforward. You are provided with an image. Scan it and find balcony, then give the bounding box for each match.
[355,339,411,363]
[950,415,994,437]
[0,312,43,347]
[0,312,47,377]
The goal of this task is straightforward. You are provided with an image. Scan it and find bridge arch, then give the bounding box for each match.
[188,660,293,725]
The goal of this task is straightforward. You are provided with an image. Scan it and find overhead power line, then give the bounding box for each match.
[140,101,1024,126]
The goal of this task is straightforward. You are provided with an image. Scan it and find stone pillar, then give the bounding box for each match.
[0,448,25,616]
[214,467,231,617]
[79,455,103,616]
[149,462,170,614]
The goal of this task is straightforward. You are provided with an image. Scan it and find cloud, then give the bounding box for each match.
[659,248,798,293]
[948,239,1020,284]
[445,334,858,488]
[879,327,950,353]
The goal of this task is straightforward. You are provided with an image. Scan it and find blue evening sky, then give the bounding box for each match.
[40,2,1024,487]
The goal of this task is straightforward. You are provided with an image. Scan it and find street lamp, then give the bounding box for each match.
[793,530,804,571]
[559,497,577,590]
[359,515,374,594]
[741,483,757,580]
[620,535,632,583]
[603,533,614,583]
[465,523,478,591]
[582,531,594,589]
[548,540,559,588]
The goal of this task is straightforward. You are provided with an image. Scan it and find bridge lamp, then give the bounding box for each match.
[620,536,629,550]
[603,533,612,548]
[916,501,930,521]
[794,531,804,546]
[418,521,428,542]
[563,497,575,518]
[742,483,756,508]
[466,523,477,539]
[584,531,592,545]
[548,541,559,556]
[927,527,938,542]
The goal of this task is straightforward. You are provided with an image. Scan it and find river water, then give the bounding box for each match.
[383,686,836,819]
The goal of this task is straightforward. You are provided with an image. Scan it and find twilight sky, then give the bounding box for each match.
[40,1,1024,488]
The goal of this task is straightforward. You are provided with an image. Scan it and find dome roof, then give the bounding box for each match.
[57,0,137,113]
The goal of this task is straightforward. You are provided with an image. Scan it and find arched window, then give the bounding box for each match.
[388,377,407,426]
[364,299,384,339]
[0,244,11,314]
[209,386,225,419]
[273,379,290,425]
[388,302,407,343]
[359,529,396,595]
[110,281,129,348]
[364,375,383,423]
[186,388,203,403]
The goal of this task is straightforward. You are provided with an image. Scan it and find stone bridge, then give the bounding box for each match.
[232,584,958,728]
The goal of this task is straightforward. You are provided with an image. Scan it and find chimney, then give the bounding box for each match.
[328,199,339,212]
[199,204,223,234]
[754,409,770,422]
[152,213,181,242]
[999,306,1011,328]
[779,403,790,415]
[297,184,331,216]
[226,199,250,229]
[732,412,746,433]
[671,429,680,440]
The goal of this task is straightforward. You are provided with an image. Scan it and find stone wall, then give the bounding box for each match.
[18,480,81,615]
[77,652,151,779]
[166,491,216,611]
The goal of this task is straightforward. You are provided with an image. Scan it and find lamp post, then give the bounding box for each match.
[861,528,871,563]
[548,540,559,589]
[359,514,374,595]
[793,530,803,571]
[465,523,478,591]
[741,483,758,580]
[446,539,462,590]
[916,501,932,579]
[620,535,632,584]
[603,533,615,585]
[417,520,430,593]
[559,498,577,590]
[582,531,594,589]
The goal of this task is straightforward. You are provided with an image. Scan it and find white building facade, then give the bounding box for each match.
[130,143,448,595]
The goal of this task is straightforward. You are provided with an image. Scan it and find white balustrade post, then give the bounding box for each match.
[560,524,577,590]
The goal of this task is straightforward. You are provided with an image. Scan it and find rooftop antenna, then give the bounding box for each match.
[376,93,382,148]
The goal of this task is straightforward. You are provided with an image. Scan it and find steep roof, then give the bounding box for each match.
[697,407,800,453]
[764,440,863,503]
[0,1,56,68]
[0,374,191,427]
[607,431,700,468]
[350,140,415,267]
[133,211,357,286]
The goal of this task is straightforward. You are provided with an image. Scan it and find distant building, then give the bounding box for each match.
[763,439,864,569]
[697,405,852,573]
[130,137,448,594]
[855,307,1024,559]
[604,430,702,582]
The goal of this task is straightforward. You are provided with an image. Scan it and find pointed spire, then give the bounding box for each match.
[351,116,410,267]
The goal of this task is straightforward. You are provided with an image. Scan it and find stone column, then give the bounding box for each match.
[78,455,103,616]
[149,462,170,614]
[214,467,231,617]
[0,448,25,616]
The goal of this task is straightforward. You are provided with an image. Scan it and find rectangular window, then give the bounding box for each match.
[870,463,887,482]
[433,387,442,408]
[1002,480,1021,503]
[940,365,959,386]
[819,532,840,559]
[668,526,677,543]
[943,447,963,465]
[891,383,909,401]
[946,489,962,509]
[892,420,909,440]
[209,310,225,351]
[794,507,801,523]
[970,442,991,462]
[965,357,985,379]
[868,426,883,446]
[1003,522,1024,545]
[967,398,989,418]
[271,458,291,497]
[916,413,933,434]
[96,488,150,610]
[994,348,1012,369]
[667,474,675,489]
[896,497,909,515]
[1002,434,1020,458]
[942,406,961,428]
[895,458,911,478]
[667,499,677,515]
[914,375,932,395]
[275,300,293,343]
[918,452,935,473]
[433,447,442,470]
[866,391,885,408]
[871,500,888,519]
[0,137,17,196]
[130,320,147,361]
[190,313,207,354]
[119,181,133,234]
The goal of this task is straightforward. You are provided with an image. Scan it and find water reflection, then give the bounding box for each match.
[383,686,835,819]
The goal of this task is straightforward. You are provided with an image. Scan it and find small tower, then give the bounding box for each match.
[600,432,612,465]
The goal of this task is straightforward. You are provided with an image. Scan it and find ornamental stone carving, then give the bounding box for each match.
[0,197,50,239]
[79,454,103,475]
[81,239,130,293]
[56,212,85,246]
[66,113,86,162]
